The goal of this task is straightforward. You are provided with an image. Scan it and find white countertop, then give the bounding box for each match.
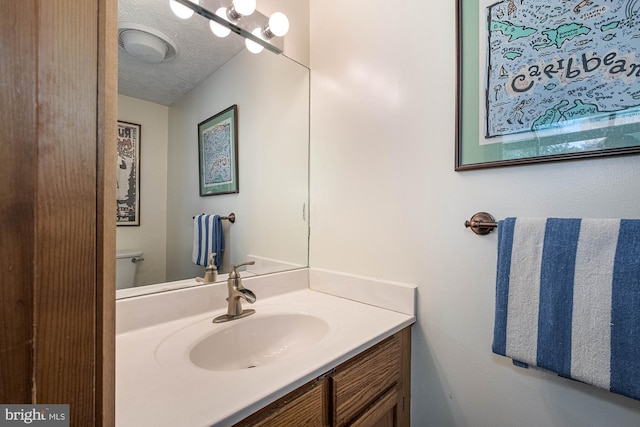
[116,269,416,427]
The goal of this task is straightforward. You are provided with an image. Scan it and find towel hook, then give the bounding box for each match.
[464,212,498,235]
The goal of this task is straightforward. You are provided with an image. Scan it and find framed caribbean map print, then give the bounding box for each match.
[456,0,640,170]
[198,105,239,196]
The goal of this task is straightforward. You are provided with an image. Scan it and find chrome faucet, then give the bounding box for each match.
[212,261,256,323]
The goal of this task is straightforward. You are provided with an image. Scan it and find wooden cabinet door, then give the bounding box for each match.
[350,389,398,427]
[331,335,401,426]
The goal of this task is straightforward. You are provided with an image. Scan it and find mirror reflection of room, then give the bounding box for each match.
[116,0,310,296]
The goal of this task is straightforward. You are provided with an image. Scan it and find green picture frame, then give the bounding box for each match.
[198,105,239,196]
[456,0,640,171]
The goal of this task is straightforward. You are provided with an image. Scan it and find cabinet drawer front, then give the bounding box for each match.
[332,335,401,426]
[238,379,327,427]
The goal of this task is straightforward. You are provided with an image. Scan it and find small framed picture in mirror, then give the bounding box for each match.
[116,120,141,226]
[197,105,239,196]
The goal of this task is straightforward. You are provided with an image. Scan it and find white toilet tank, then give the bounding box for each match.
[116,250,143,290]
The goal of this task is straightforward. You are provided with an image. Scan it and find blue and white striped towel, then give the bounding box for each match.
[493,217,640,401]
[192,214,224,268]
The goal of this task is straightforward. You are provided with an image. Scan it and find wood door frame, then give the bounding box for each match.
[0,1,116,425]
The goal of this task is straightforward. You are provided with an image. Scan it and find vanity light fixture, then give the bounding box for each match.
[169,0,287,55]
[245,28,266,54]
[245,12,290,54]
[210,0,257,37]
[209,8,232,38]
[227,0,256,20]
[265,12,290,38]
[169,0,199,19]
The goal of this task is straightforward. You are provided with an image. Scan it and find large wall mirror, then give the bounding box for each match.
[116,0,310,298]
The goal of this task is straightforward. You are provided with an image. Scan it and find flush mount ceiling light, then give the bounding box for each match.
[169,0,287,55]
[118,23,178,63]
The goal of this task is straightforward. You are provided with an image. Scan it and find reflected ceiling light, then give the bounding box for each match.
[210,7,231,37]
[169,0,200,19]
[118,23,178,63]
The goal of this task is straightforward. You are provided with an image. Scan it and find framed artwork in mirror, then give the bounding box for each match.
[116,120,141,226]
[456,0,640,171]
[198,105,239,196]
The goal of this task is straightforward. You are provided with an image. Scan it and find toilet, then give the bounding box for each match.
[116,250,143,290]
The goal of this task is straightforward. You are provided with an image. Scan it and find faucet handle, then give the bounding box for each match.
[229,261,255,277]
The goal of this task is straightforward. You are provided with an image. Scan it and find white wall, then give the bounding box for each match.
[117,95,169,286]
[309,1,640,426]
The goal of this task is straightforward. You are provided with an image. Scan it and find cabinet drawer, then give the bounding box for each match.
[235,379,328,427]
[332,335,401,426]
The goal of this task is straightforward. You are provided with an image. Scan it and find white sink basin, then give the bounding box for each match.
[120,284,415,427]
[189,313,329,371]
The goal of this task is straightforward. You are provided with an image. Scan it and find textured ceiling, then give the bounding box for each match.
[118,0,248,106]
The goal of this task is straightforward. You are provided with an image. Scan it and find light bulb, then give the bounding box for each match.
[169,0,199,19]
[268,12,289,37]
[245,28,264,54]
[232,0,256,16]
[210,8,231,37]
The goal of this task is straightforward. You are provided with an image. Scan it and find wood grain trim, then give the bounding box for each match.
[1,1,115,423]
[35,0,98,421]
[96,0,118,424]
[397,327,412,427]
[0,0,37,404]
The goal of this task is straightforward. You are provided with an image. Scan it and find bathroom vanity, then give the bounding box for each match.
[234,327,411,426]
[116,268,416,426]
